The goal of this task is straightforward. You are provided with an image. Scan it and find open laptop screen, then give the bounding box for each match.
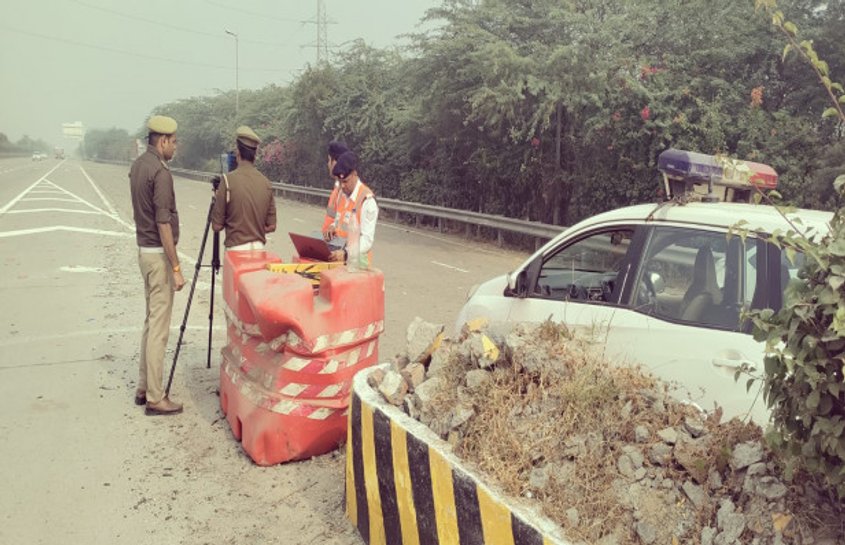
[289,232,334,262]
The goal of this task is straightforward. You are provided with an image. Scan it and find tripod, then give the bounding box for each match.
[165,177,222,397]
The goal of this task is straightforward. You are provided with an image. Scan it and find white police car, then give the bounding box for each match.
[455,149,832,423]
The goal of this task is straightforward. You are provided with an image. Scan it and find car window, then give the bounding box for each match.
[533,229,634,303]
[633,227,759,330]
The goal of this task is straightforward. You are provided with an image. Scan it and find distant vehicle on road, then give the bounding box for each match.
[54,147,65,159]
[31,152,47,161]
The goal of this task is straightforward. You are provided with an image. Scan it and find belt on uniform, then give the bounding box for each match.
[226,241,265,251]
[138,246,165,254]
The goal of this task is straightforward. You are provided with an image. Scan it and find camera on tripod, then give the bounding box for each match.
[165,149,235,396]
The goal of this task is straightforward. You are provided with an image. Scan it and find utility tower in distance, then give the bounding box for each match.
[303,0,333,63]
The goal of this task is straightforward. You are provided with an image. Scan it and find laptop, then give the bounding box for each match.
[289,232,334,262]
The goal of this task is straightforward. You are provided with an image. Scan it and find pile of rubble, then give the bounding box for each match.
[368,317,844,545]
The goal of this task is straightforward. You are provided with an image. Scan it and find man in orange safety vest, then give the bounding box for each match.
[327,151,378,266]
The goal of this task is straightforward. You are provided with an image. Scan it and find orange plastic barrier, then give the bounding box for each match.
[219,250,385,465]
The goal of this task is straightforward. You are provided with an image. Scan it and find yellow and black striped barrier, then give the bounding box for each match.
[345,365,568,545]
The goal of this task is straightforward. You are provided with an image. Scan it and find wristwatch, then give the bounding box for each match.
[172,264,181,273]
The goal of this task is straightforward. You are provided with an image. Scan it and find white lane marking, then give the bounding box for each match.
[21,197,86,204]
[7,208,100,216]
[0,226,133,239]
[0,160,66,215]
[0,324,226,349]
[41,179,118,218]
[431,260,469,273]
[60,266,108,273]
[292,218,304,223]
[80,166,118,216]
[27,190,66,194]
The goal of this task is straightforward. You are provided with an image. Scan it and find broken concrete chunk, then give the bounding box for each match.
[565,507,580,528]
[460,316,489,338]
[367,367,386,389]
[658,427,678,445]
[755,476,788,500]
[649,443,673,466]
[406,317,445,363]
[414,376,444,412]
[634,425,650,443]
[378,370,408,406]
[528,465,550,491]
[427,341,454,377]
[715,499,746,545]
[391,354,410,373]
[450,403,475,429]
[465,369,492,391]
[636,520,658,544]
[683,416,706,438]
[468,333,501,369]
[682,481,709,509]
[730,441,765,471]
[401,362,426,390]
[674,437,712,483]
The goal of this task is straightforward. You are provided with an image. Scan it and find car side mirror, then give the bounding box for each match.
[509,270,529,298]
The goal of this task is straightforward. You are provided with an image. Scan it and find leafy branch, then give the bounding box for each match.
[755,0,845,122]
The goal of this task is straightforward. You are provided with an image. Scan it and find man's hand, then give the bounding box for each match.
[323,225,336,241]
[329,249,345,263]
[173,271,186,291]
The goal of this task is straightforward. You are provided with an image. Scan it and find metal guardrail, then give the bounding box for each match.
[94,159,565,246]
[270,181,563,245]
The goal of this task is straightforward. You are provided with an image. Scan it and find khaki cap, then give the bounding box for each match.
[236,125,261,149]
[147,115,177,135]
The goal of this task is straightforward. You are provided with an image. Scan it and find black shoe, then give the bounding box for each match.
[134,391,146,406]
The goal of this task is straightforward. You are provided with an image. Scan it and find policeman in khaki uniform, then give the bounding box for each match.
[211,126,277,251]
[129,115,185,416]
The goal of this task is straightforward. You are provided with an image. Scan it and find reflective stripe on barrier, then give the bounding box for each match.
[287,320,385,355]
[219,250,385,465]
[346,365,569,545]
[222,353,339,419]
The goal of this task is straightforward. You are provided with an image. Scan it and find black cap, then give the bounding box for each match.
[327,141,348,161]
[332,151,359,179]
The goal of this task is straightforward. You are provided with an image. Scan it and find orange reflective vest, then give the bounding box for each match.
[321,182,341,232]
[336,181,375,266]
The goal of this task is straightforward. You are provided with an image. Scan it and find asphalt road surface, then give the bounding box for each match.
[0,156,527,545]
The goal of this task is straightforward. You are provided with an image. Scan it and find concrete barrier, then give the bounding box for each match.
[345,364,571,545]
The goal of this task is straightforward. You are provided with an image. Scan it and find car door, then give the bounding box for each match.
[506,224,648,344]
[615,225,771,422]
[507,222,772,422]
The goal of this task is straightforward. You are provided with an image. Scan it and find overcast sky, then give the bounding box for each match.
[0,0,440,146]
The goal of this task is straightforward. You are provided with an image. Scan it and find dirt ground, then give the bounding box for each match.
[0,159,526,545]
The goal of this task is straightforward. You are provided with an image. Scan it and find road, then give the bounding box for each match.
[0,156,527,544]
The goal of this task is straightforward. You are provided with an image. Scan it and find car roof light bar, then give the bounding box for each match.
[657,149,778,189]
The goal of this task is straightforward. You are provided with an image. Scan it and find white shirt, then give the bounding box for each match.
[337,179,379,254]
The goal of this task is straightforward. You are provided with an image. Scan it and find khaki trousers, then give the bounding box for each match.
[138,252,175,404]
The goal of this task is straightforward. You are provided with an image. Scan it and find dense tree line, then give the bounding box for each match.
[134,0,844,225]
[0,132,52,155]
[82,128,136,161]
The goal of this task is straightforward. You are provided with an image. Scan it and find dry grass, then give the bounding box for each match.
[410,321,845,544]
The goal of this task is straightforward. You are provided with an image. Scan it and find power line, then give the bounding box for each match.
[203,0,305,24]
[0,24,293,73]
[70,0,296,48]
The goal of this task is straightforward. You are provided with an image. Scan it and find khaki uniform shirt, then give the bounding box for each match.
[211,162,277,247]
[129,145,179,247]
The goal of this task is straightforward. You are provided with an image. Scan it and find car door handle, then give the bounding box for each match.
[712,358,757,373]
